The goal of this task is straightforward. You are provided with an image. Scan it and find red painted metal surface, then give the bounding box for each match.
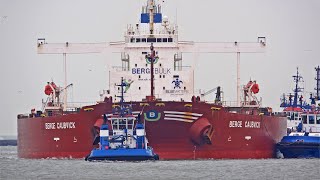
[17,101,287,160]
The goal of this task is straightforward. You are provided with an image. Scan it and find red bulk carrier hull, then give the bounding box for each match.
[18,100,287,159]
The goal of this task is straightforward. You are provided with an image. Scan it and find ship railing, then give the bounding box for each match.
[126,26,178,36]
[304,126,320,133]
[174,66,192,71]
[66,102,97,109]
[221,101,238,107]
[17,113,31,119]
[111,66,124,72]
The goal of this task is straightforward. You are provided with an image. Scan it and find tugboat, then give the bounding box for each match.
[276,117,320,158]
[277,66,320,158]
[86,78,159,161]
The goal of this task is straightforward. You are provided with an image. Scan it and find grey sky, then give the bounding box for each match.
[0,0,319,136]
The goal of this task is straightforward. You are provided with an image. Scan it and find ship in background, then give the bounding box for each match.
[17,0,286,160]
[277,66,320,158]
[280,66,320,133]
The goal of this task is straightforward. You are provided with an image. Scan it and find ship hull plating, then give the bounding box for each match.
[18,101,287,160]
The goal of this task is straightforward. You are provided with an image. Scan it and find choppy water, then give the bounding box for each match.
[0,146,319,180]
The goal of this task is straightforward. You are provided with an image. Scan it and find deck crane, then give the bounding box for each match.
[37,39,125,111]
[200,86,222,104]
[37,37,266,108]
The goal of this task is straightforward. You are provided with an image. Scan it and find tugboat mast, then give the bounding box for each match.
[292,67,303,107]
[117,77,126,117]
[315,66,320,100]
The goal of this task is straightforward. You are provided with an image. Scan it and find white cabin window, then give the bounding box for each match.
[112,119,119,130]
[317,115,320,124]
[302,115,307,124]
[308,115,315,124]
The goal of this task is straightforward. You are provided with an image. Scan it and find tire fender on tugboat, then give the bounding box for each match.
[189,117,214,145]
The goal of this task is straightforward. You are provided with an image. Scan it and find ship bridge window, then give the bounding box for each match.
[130,38,135,43]
[302,115,307,124]
[119,119,126,129]
[147,38,156,42]
[112,119,119,130]
[157,38,162,42]
[127,119,134,130]
[136,38,141,43]
[163,38,167,42]
[142,38,146,42]
[316,115,320,124]
[142,52,148,54]
[168,38,173,42]
[294,112,301,120]
[308,115,315,124]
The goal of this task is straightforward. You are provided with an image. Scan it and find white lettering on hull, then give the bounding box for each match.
[229,121,242,128]
[245,121,260,128]
[45,122,76,130]
[229,121,260,129]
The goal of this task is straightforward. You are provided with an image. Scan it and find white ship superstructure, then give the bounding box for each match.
[108,1,193,102]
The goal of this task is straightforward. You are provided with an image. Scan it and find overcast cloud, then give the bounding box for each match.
[0,0,319,135]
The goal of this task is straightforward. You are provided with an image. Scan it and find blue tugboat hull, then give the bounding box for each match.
[87,148,159,161]
[277,136,320,158]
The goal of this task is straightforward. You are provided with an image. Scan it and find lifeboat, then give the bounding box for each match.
[44,84,53,95]
[251,83,259,94]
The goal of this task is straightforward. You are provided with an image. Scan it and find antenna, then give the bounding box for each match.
[292,67,304,107]
[316,66,320,100]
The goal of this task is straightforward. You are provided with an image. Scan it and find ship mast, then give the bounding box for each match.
[315,66,320,100]
[145,43,156,101]
[292,67,303,107]
[148,0,154,35]
[147,0,156,101]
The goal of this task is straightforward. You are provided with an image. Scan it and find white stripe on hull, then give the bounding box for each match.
[163,117,194,123]
[164,114,198,120]
[164,111,203,117]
